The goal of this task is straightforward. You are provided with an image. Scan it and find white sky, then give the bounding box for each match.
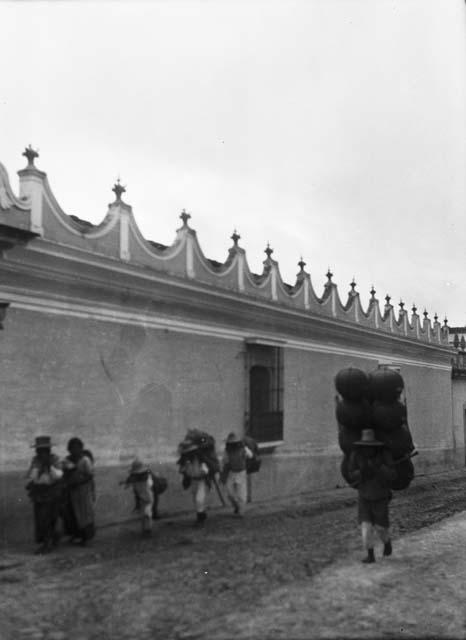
[1,0,465,324]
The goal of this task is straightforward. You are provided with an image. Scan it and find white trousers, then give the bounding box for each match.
[140,502,153,533]
[361,521,390,549]
[226,470,248,512]
[191,479,209,513]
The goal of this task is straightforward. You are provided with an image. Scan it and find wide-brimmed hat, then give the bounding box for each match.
[130,458,149,474]
[31,436,55,449]
[226,432,242,444]
[179,443,199,455]
[354,429,384,447]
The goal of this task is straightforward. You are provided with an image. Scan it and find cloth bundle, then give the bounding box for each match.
[335,367,416,490]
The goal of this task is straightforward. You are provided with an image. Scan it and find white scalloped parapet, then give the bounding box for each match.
[0,163,31,212]
[2,157,451,346]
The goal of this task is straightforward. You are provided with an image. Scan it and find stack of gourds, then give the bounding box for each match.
[336,367,416,490]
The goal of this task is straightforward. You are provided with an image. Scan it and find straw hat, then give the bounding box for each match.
[130,458,149,474]
[354,429,384,447]
[226,432,242,444]
[31,436,55,449]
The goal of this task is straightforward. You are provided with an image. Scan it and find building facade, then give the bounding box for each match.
[0,148,459,544]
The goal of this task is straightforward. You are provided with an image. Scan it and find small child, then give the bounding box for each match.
[220,432,253,516]
[123,459,154,536]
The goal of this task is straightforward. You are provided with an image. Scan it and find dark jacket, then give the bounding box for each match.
[347,448,396,501]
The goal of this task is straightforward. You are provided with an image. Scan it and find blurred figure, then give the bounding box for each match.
[179,444,211,525]
[26,436,64,554]
[122,458,154,536]
[220,432,253,516]
[62,438,95,545]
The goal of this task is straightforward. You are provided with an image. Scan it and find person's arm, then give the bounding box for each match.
[346,451,362,485]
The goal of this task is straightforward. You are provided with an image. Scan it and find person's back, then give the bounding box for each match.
[348,448,395,501]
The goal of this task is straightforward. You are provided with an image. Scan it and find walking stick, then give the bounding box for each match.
[212,475,226,506]
[390,450,419,466]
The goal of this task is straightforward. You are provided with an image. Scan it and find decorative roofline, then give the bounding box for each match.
[0,149,452,346]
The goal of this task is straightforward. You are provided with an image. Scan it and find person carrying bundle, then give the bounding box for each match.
[347,428,396,564]
[178,443,212,525]
[220,432,253,516]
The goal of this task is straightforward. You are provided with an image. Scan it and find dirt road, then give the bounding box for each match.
[1,469,466,640]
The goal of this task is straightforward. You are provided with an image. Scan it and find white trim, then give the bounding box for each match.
[128,216,186,260]
[238,253,245,291]
[303,279,310,310]
[119,213,130,261]
[2,292,452,371]
[258,440,284,449]
[186,234,194,278]
[43,189,120,239]
[19,174,43,235]
[10,244,450,352]
[192,239,237,278]
[245,337,287,347]
[271,266,278,300]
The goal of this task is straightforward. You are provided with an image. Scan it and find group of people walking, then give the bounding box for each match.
[26,427,398,564]
[26,436,95,554]
[26,430,257,553]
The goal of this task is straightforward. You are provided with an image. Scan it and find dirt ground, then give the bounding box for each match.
[2,469,466,640]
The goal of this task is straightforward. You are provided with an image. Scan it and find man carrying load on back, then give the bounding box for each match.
[220,432,254,517]
[347,428,396,564]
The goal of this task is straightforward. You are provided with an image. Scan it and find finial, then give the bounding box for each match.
[298,257,306,272]
[370,286,376,299]
[434,313,438,322]
[231,229,240,246]
[423,309,428,318]
[385,294,391,305]
[412,303,417,315]
[350,278,356,292]
[326,268,333,282]
[461,336,466,351]
[180,209,191,227]
[22,144,39,167]
[444,316,448,326]
[264,243,273,259]
[112,178,126,202]
[399,300,405,311]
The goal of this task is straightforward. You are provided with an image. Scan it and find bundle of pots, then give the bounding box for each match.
[336,367,416,491]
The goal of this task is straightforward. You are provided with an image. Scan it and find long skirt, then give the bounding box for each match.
[62,483,95,541]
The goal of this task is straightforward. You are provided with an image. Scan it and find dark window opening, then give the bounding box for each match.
[246,343,283,443]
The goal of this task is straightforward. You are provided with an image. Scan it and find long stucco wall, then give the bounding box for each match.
[0,304,458,547]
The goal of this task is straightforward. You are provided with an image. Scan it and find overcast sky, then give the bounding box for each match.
[1,1,465,325]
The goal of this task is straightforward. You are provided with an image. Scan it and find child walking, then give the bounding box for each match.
[347,428,396,563]
[123,458,154,536]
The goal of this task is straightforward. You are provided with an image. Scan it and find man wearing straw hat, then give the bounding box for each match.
[347,428,396,563]
[26,436,64,554]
